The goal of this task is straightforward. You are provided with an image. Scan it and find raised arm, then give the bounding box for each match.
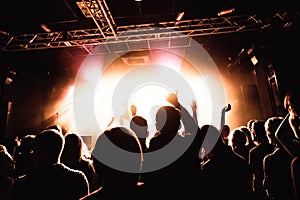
[166,93,199,135]
[166,93,206,160]
[220,104,231,132]
[191,100,198,125]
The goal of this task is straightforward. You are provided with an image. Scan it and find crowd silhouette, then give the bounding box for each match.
[0,87,299,200]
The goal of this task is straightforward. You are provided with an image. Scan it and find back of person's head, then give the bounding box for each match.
[284,87,300,112]
[239,126,254,145]
[221,124,230,145]
[264,116,283,145]
[0,147,15,178]
[229,128,248,148]
[200,124,223,158]
[247,119,256,130]
[155,105,181,135]
[45,124,63,135]
[92,126,143,186]
[61,133,82,164]
[14,134,35,176]
[32,129,64,168]
[252,120,269,144]
[130,115,148,139]
[284,87,300,139]
[18,134,35,154]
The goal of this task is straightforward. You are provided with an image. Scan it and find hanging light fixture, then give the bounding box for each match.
[217,8,235,16]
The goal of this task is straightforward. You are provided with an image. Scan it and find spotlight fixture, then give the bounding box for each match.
[4,69,16,85]
[217,8,235,16]
[64,42,72,47]
[176,12,185,21]
[251,56,258,66]
[8,70,16,76]
[0,30,9,36]
[175,12,185,26]
[41,24,51,32]
[4,77,13,85]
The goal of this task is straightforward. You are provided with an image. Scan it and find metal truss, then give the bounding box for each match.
[78,0,117,37]
[0,11,292,52]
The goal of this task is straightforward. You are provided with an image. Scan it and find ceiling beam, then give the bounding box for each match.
[0,11,292,52]
[78,0,117,38]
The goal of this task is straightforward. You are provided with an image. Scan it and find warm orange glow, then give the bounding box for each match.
[151,51,182,72]
[57,47,227,150]
[67,86,75,97]
[92,55,215,135]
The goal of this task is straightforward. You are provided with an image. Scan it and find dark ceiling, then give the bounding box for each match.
[0,0,296,34]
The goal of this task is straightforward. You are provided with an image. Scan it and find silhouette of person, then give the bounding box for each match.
[247,119,257,145]
[130,115,149,152]
[265,117,283,146]
[81,126,159,200]
[200,124,254,200]
[0,145,15,200]
[263,116,294,200]
[228,127,251,161]
[143,93,205,199]
[275,87,300,200]
[61,133,99,192]
[13,128,90,200]
[221,124,231,146]
[248,119,275,200]
[240,125,257,152]
[13,134,35,178]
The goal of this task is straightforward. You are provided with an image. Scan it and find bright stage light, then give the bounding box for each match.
[72,51,220,137]
[72,28,226,173]
[129,84,171,118]
[128,83,172,135]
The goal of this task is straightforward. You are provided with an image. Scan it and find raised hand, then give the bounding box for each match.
[166,93,180,108]
[191,100,197,113]
[191,100,198,124]
[222,104,231,113]
[130,104,137,116]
